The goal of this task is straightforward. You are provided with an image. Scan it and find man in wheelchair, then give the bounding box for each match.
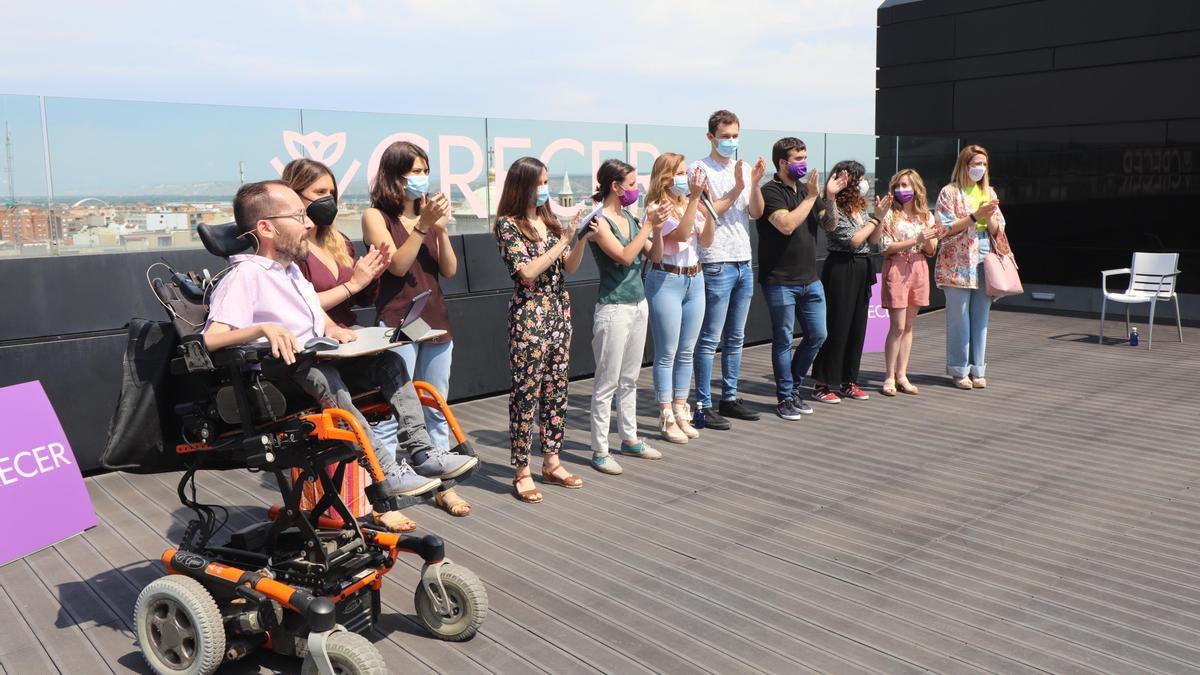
[202,180,477,530]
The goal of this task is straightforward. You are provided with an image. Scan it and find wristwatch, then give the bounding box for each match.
[968,212,978,223]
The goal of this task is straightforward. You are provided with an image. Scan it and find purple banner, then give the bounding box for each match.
[864,273,889,353]
[0,381,97,566]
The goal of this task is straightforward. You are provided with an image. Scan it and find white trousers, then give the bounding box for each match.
[590,300,649,454]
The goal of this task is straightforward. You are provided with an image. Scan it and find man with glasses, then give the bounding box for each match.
[202,181,475,524]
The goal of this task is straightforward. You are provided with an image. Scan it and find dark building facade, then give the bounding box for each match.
[876,0,1200,317]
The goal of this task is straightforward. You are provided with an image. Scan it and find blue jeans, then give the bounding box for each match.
[943,263,990,378]
[763,281,828,401]
[646,268,705,403]
[373,340,454,460]
[693,261,754,408]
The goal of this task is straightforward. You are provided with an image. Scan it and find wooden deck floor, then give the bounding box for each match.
[2,310,1199,674]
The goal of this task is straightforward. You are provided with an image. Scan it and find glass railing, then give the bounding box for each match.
[3,93,1198,260]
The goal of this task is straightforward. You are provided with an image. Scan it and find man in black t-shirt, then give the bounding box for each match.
[755,138,847,421]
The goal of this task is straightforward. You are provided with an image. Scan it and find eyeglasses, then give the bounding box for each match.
[263,210,309,225]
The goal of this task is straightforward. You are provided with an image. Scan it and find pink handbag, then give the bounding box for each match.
[983,234,1023,298]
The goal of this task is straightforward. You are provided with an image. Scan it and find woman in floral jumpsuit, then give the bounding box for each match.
[494,157,589,503]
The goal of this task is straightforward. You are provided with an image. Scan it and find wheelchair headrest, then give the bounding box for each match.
[198,221,253,258]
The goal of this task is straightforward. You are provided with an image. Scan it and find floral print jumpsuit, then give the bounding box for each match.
[496,216,572,466]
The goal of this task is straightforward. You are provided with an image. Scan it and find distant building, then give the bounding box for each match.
[558,172,573,208]
[0,208,50,243]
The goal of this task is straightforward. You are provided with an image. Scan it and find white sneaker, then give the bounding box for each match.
[619,441,663,460]
[591,453,624,475]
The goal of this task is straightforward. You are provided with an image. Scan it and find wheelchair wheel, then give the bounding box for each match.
[300,631,387,675]
[414,564,488,641]
[134,575,226,675]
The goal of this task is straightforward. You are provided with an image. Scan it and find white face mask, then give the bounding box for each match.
[968,165,986,182]
[858,179,870,195]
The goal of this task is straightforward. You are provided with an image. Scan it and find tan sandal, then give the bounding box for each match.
[671,402,700,439]
[971,377,987,389]
[371,510,418,533]
[659,408,689,444]
[541,465,583,489]
[953,377,974,390]
[881,378,897,396]
[896,378,919,395]
[435,489,471,517]
[512,475,543,503]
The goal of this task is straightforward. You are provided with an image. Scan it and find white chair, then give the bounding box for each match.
[1100,252,1183,350]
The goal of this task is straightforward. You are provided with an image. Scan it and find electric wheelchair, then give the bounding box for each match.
[102,222,487,675]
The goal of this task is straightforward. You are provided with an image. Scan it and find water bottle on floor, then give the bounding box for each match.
[694,406,706,429]
[1130,326,1139,347]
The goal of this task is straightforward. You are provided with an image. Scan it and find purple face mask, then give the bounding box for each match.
[786,160,807,180]
[618,186,640,207]
[893,187,914,204]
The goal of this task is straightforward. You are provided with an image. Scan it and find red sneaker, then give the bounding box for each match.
[840,382,870,401]
[812,385,841,404]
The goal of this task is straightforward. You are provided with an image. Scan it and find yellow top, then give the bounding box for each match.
[964,183,989,230]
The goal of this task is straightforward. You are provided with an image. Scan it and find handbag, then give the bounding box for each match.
[983,233,1023,298]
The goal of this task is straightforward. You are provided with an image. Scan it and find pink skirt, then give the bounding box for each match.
[881,252,930,309]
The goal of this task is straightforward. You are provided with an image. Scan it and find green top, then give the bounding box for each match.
[589,209,645,305]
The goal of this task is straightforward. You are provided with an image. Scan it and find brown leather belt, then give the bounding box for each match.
[652,262,701,276]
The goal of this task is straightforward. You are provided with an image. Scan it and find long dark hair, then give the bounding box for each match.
[371,141,426,218]
[831,159,868,214]
[495,156,561,240]
[592,158,634,202]
[280,158,349,267]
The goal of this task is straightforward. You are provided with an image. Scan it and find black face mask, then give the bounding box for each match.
[306,195,338,228]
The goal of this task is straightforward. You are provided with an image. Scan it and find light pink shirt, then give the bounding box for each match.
[204,254,325,343]
[660,212,704,267]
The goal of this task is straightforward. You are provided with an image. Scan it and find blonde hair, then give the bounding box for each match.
[888,168,931,219]
[281,158,351,268]
[950,144,990,192]
[645,152,687,219]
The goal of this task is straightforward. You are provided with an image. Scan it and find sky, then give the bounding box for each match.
[0,0,880,198]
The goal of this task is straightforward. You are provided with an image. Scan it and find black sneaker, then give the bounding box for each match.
[719,398,761,421]
[775,399,805,421]
[699,406,731,430]
[789,391,815,415]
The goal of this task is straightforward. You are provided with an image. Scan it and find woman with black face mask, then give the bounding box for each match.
[282,158,391,327]
[282,158,416,531]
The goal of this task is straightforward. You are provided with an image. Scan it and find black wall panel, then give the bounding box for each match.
[1053,30,1200,70]
[879,1,1200,306]
[876,48,1054,89]
[441,237,469,295]
[876,82,956,135]
[883,0,1028,24]
[877,15,957,66]
[953,57,1200,132]
[0,333,126,472]
[953,0,1200,59]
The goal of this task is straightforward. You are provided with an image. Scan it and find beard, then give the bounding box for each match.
[276,230,309,264]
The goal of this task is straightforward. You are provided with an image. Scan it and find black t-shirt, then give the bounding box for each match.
[756,176,829,285]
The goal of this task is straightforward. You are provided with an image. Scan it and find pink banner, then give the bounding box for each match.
[864,273,889,353]
[0,381,97,565]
